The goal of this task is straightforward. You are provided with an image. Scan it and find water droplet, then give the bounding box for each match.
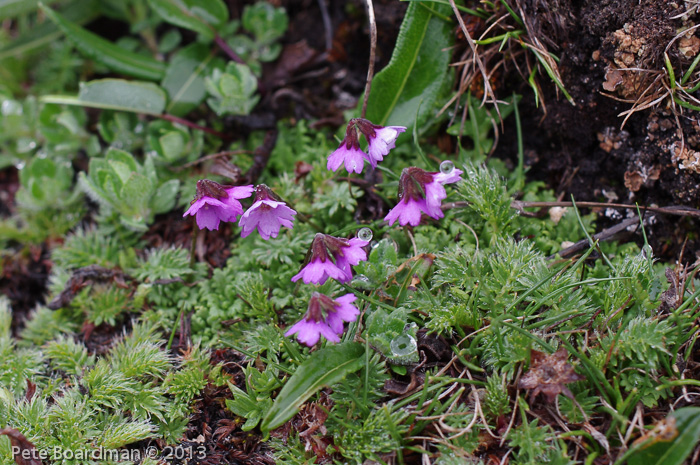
[440,160,455,175]
[357,227,373,242]
[390,334,417,357]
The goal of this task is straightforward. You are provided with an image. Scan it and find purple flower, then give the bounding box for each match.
[327,123,372,174]
[239,184,296,240]
[183,180,254,230]
[327,119,406,173]
[384,165,463,227]
[364,124,406,165]
[285,293,359,346]
[292,233,369,284]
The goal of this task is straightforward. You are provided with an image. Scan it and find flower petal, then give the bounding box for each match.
[327,146,368,174]
[195,206,222,230]
[226,185,255,199]
[367,126,406,163]
[385,198,425,226]
[434,168,464,185]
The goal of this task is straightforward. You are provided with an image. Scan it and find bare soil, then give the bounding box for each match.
[493,0,700,260]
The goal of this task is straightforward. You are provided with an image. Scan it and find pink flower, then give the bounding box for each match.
[285,293,359,346]
[183,180,254,230]
[327,123,372,174]
[326,119,406,173]
[239,184,296,240]
[292,233,369,285]
[364,125,406,165]
[384,165,463,227]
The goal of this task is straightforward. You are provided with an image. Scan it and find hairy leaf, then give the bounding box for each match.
[363,1,453,130]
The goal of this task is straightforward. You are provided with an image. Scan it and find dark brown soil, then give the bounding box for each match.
[0,245,50,335]
[492,0,700,260]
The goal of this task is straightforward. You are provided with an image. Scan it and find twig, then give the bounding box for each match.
[444,199,700,219]
[553,216,639,259]
[361,0,377,119]
[173,150,250,172]
[244,129,278,184]
[317,0,333,52]
[214,34,244,64]
[510,200,700,219]
[159,113,228,139]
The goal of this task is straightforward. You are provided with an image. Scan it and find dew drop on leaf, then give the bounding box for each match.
[390,334,417,357]
[357,227,373,242]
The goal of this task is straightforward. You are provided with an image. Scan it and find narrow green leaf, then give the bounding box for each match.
[42,79,167,115]
[364,1,453,130]
[260,342,366,432]
[39,3,166,81]
[146,0,228,40]
[161,43,216,116]
[0,0,99,60]
[0,0,39,19]
[627,407,700,465]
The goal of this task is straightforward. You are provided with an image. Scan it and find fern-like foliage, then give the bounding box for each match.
[132,247,193,282]
[51,227,134,269]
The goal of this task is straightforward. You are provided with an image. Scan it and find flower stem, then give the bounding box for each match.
[159,113,227,139]
[360,0,377,119]
[189,221,199,268]
[338,283,396,312]
[214,34,244,64]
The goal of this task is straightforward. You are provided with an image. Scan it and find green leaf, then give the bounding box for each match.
[260,342,365,432]
[241,2,288,44]
[0,0,39,19]
[205,62,259,116]
[627,407,700,465]
[42,79,167,115]
[106,148,139,172]
[0,0,99,60]
[39,3,166,81]
[151,179,180,214]
[161,43,216,116]
[147,0,228,40]
[121,172,153,217]
[363,1,453,130]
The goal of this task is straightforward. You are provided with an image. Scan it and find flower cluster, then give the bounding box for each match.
[184,180,296,239]
[186,117,463,348]
[286,233,368,346]
[327,118,406,174]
